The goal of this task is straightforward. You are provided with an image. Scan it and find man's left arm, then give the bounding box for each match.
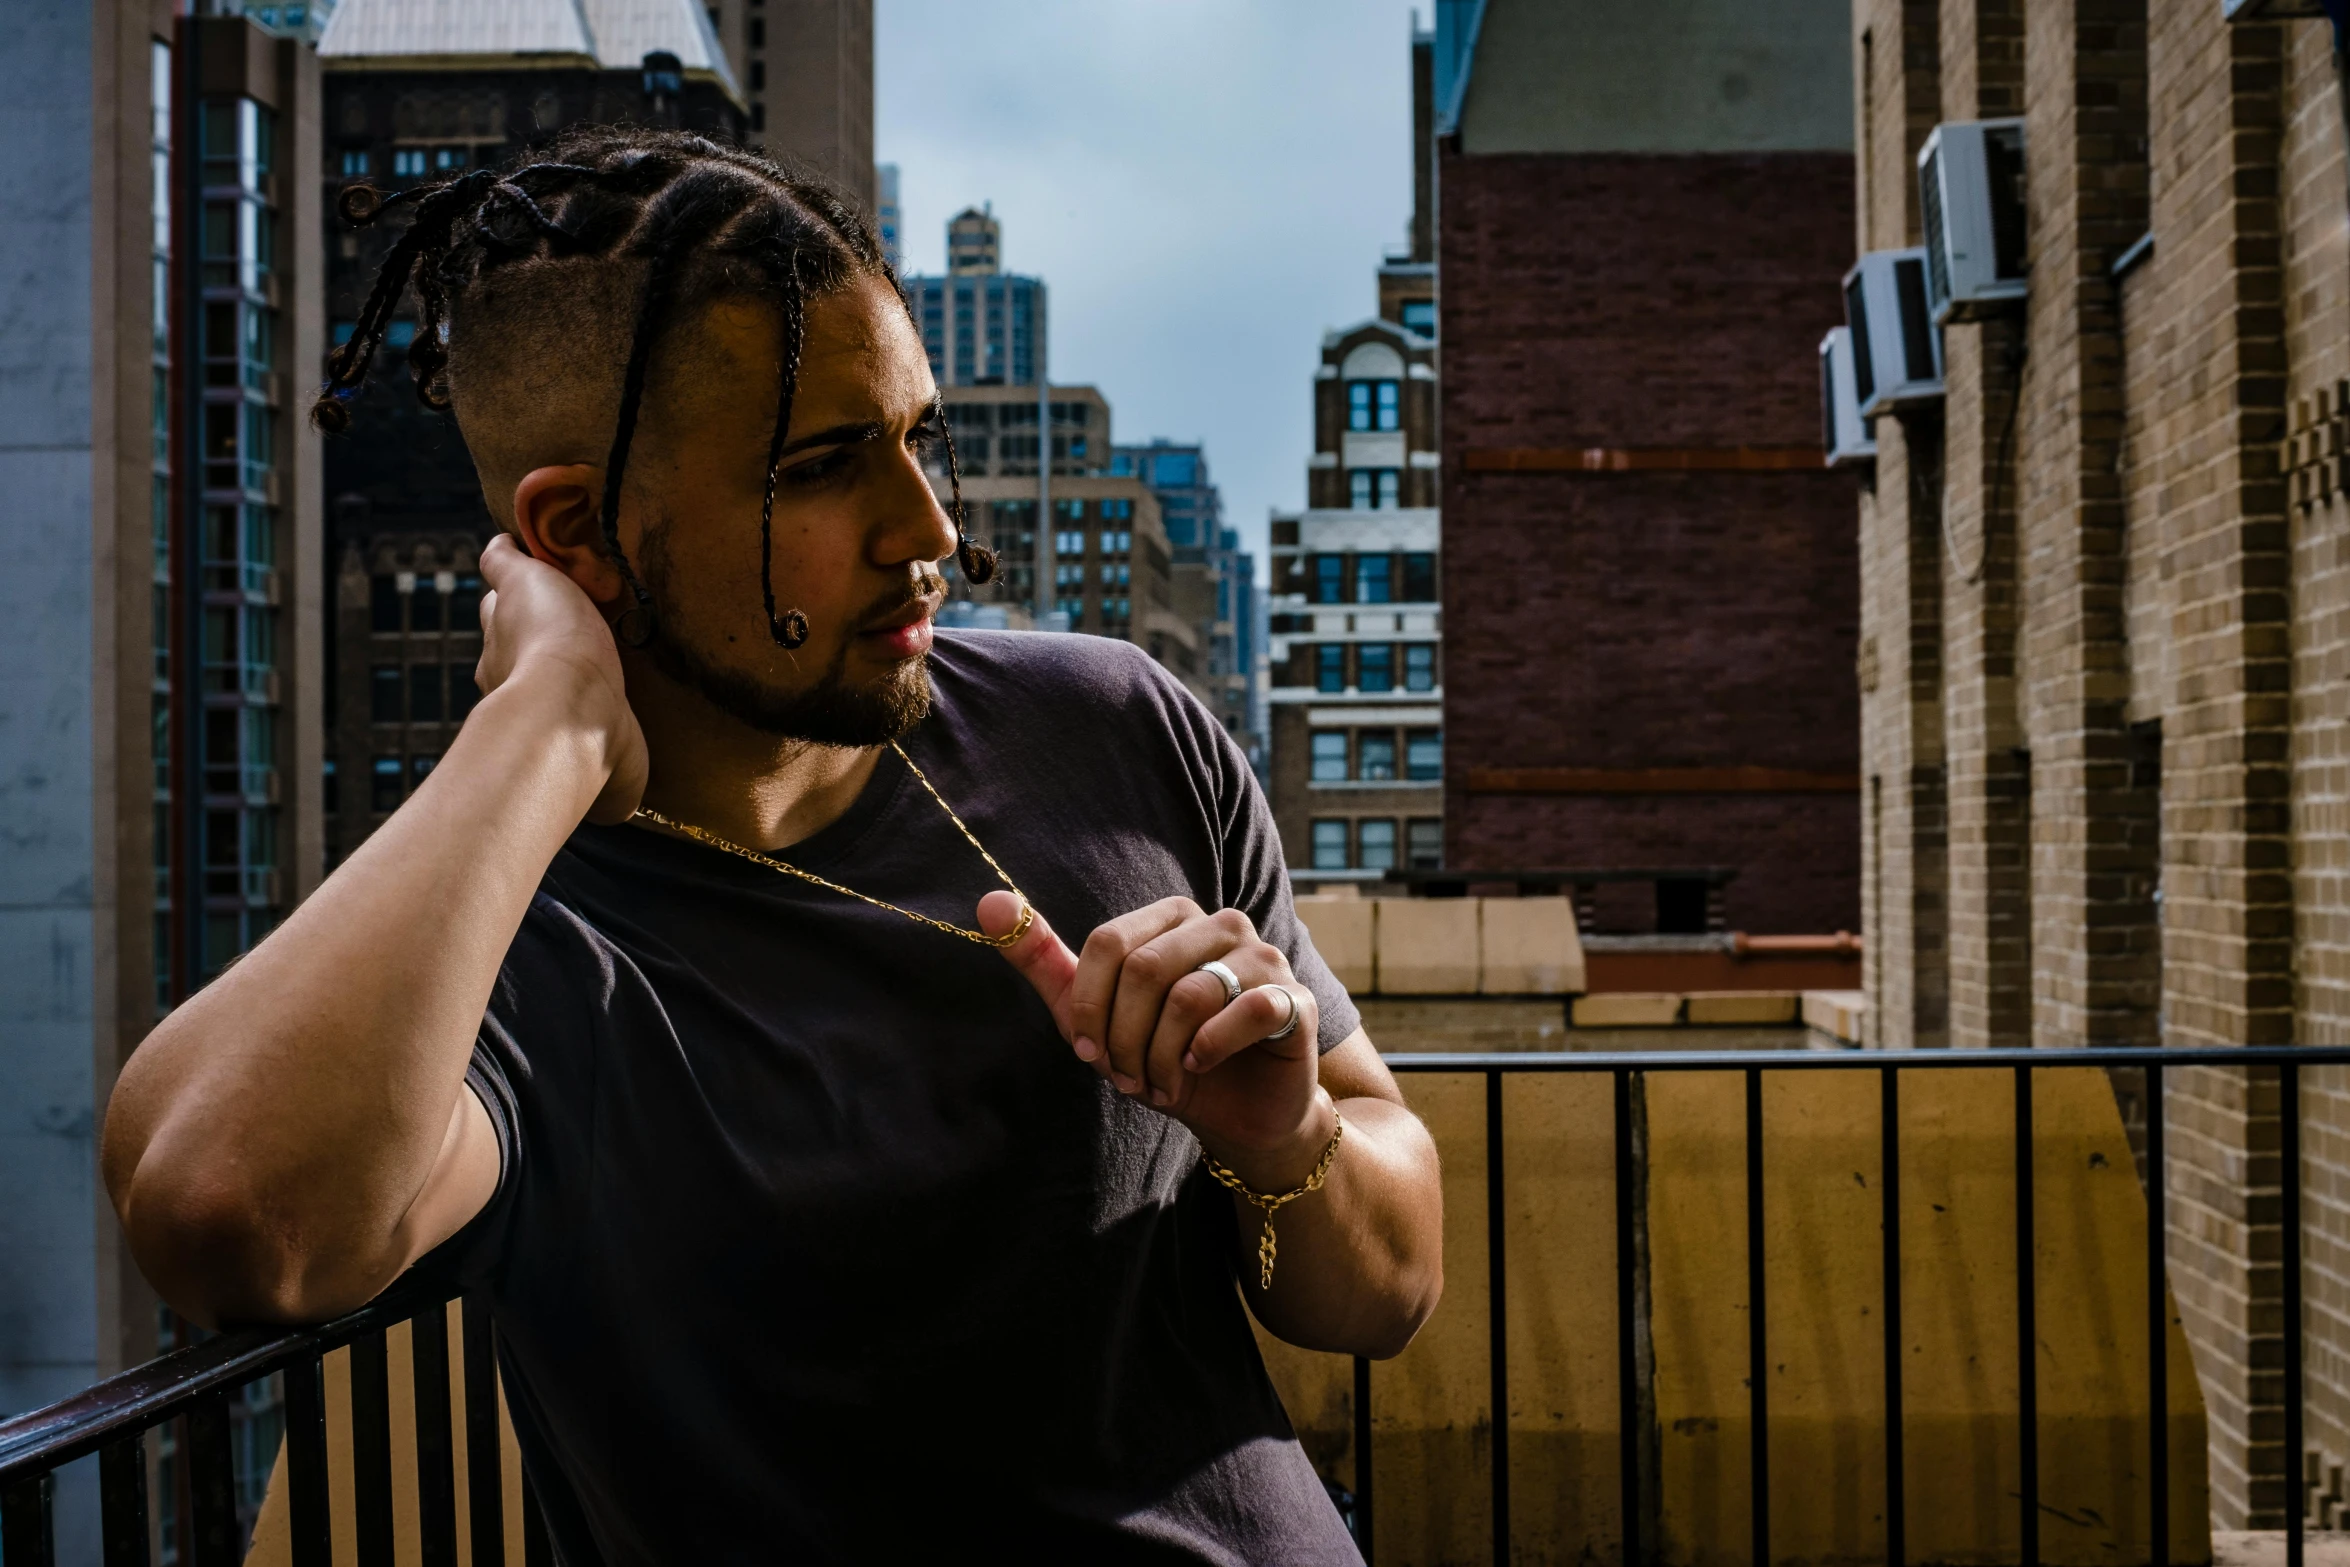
[981,892,1444,1361]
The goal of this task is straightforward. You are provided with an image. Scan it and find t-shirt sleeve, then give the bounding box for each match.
[1186,693,1362,1055]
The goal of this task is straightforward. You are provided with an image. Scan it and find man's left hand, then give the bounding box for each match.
[980,892,1330,1178]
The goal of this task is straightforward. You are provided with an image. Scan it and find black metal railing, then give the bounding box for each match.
[0,1280,547,1566]
[3,1043,2346,1567]
[1347,1044,2350,1567]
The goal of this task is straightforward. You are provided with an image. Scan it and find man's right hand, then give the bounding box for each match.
[475,533,648,824]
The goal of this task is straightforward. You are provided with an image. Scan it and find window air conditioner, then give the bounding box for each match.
[1843,247,1943,417]
[1820,327,1877,468]
[1918,119,2027,323]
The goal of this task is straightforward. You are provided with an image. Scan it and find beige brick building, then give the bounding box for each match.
[1853,0,2350,1526]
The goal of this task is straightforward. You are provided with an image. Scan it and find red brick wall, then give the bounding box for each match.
[1438,148,1861,934]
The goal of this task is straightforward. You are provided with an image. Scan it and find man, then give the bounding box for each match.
[104,129,1442,1563]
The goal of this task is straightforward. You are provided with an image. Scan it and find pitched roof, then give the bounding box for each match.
[319,0,742,103]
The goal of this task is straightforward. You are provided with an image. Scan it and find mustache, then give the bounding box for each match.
[854,571,946,630]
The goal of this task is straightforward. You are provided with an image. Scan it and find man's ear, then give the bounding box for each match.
[512,465,627,607]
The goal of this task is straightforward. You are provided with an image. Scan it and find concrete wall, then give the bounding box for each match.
[1460,0,1854,155]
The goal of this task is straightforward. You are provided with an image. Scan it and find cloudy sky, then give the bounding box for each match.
[876,0,1427,576]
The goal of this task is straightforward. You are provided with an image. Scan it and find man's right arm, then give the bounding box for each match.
[102,536,645,1327]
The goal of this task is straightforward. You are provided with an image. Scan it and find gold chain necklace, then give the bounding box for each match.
[629,742,1035,949]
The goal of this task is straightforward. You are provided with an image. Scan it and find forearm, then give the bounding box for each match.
[1210,1093,1443,1359]
[104,673,608,1321]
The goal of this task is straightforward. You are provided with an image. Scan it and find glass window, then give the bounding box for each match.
[1404,643,1437,692]
[1403,552,1436,602]
[1055,563,1085,588]
[1349,469,1402,510]
[1311,731,1348,782]
[369,665,401,723]
[1315,644,1346,693]
[1358,644,1394,694]
[450,573,482,632]
[371,574,401,633]
[1311,554,1344,604]
[409,575,442,632]
[392,147,427,179]
[411,753,438,783]
[1376,381,1400,431]
[451,664,480,719]
[1400,299,1437,334]
[370,755,401,811]
[1350,469,1372,509]
[323,757,339,815]
[340,148,370,176]
[432,147,467,172]
[1407,818,1443,868]
[1357,556,1392,604]
[1056,498,1087,523]
[1101,498,1133,519]
[1407,729,1442,780]
[1056,530,1085,557]
[409,664,443,723]
[1357,819,1398,871]
[1358,732,1398,780]
[1311,820,1350,870]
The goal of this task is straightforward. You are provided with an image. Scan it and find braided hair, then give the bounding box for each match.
[314,125,995,651]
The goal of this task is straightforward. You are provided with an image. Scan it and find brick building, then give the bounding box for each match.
[1848,0,2350,1528]
[1435,0,1860,935]
[709,0,874,211]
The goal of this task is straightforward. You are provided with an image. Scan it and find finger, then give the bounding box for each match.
[981,892,1090,1051]
[1137,970,1236,1108]
[1069,898,1199,1093]
[1109,908,1258,1097]
[1185,984,1318,1077]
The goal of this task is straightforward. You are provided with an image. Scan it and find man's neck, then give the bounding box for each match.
[627,677,885,853]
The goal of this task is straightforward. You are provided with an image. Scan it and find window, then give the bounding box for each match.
[1406,729,1442,780]
[1311,732,1348,782]
[323,757,339,815]
[1404,643,1437,692]
[749,60,766,89]
[1315,644,1346,694]
[1358,643,1394,694]
[370,574,401,633]
[450,573,482,632]
[1101,497,1133,520]
[1100,529,1132,555]
[370,665,401,723]
[1407,818,1443,869]
[410,575,442,632]
[391,147,427,178]
[1055,564,1086,588]
[1403,552,1436,602]
[451,664,480,719]
[370,755,401,811]
[1358,732,1397,780]
[339,148,370,177]
[1349,469,1400,509]
[1311,554,1344,604]
[1356,555,1392,604]
[1346,379,1400,432]
[411,754,438,785]
[1311,820,1350,870]
[1100,562,1130,587]
[749,16,765,45]
[409,664,443,723]
[1357,819,1398,871]
[1056,530,1085,557]
[1101,596,1131,622]
[432,147,467,172]
[1056,499,1087,523]
[1400,299,1436,334]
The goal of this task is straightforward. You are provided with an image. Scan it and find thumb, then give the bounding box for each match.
[981,891,1078,1036]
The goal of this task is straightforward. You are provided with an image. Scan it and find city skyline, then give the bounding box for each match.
[876,0,1426,583]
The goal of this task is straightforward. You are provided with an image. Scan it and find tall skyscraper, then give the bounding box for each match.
[1112,441,1263,761]
[876,161,902,271]
[0,9,323,1552]
[711,0,876,213]
[315,0,744,869]
[903,206,1045,388]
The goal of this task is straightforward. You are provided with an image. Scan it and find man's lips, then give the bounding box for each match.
[858,594,940,656]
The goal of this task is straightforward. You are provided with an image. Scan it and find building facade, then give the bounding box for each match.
[0,7,323,1552]
[1849,0,2350,1529]
[1435,0,1859,935]
[314,0,743,867]
[904,206,1046,389]
[1113,441,1264,757]
[709,0,874,211]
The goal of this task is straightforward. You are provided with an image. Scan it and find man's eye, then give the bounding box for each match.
[907,423,944,453]
[779,449,853,488]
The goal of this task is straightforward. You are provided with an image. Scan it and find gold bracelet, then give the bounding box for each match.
[1199,1112,1345,1290]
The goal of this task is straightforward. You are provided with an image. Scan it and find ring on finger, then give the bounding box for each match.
[1256,983,1301,1041]
[1196,959,1243,1008]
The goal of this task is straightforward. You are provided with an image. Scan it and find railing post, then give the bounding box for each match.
[1352,1354,1374,1563]
[1881,1067,1904,1567]
[1487,1068,1510,1567]
[1615,1066,1642,1567]
[1745,1068,1769,1567]
[2015,1067,2037,1567]
[100,1434,150,1567]
[350,1330,395,1567]
[0,1471,56,1567]
[412,1306,459,1566]
[2145,1063,2168,1567]
[462,1294,506,1567]
[185,1391,238,1567]
[2284,1063,2303,1567]
[283,1358,330,1567]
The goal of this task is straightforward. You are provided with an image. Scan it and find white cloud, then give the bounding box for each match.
[877,0,1424,575]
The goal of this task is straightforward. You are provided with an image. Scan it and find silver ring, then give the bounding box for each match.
[1257,984,1301,1041]
[1196,959,1243,1007]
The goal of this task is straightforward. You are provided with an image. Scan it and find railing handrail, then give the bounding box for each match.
[1383,1043,2350,1071]
[0,1275,450,1485]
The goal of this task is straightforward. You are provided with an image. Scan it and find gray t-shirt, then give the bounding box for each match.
[438,629,1364,1565]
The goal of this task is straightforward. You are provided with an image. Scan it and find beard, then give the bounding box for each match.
[635,523,935,747]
